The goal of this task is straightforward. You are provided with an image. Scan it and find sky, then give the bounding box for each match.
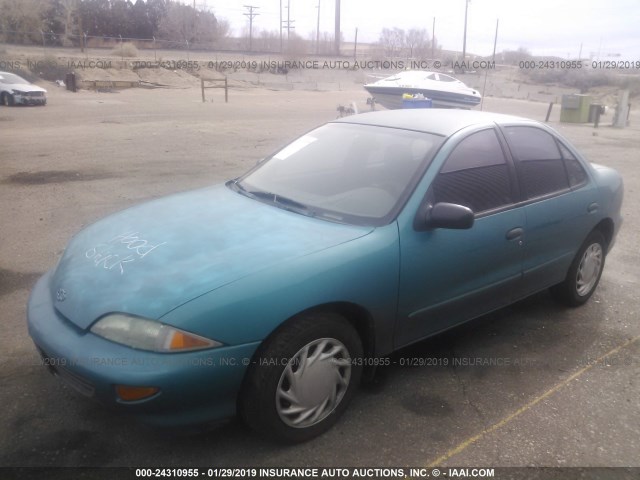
[194,0,640,59]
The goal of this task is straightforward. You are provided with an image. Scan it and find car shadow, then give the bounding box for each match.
[6,289,617,467]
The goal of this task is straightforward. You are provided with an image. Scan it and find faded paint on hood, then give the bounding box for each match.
[51,184,373,329]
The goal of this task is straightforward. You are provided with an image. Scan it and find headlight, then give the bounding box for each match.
[12,90,26,95]
[90,314,222,352]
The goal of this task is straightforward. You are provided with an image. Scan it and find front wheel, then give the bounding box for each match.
[241,312,363,443]
[1,93,14,106]
[550,230,606,307]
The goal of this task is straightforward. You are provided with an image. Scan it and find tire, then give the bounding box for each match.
[1,93,14,106]
[240,312,363,443]
[550,230,606,307]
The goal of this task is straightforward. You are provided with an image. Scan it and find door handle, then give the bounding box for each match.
[588,202,599,213]
[506,227,524,240]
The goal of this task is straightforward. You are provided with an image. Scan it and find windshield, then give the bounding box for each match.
[234,123,443,226]
[0,73,28,84]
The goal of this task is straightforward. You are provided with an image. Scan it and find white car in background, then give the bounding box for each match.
[0,71,47,106]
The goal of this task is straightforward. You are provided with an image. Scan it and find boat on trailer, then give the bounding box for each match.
[364,70,482,109]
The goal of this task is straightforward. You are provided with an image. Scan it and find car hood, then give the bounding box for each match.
[51,184,373,329]
[7,83,47,93]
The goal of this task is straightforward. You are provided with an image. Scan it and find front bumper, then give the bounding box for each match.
[27,270,260,426]
[13,93,46,105]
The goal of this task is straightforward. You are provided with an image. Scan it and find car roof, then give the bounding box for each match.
[332,109,537,137]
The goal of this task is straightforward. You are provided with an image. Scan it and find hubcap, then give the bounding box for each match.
[276,338,351,428]
[576,243,603,296]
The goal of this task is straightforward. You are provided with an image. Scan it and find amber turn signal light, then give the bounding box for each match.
[169,331,213,350]
[116,385,160,401]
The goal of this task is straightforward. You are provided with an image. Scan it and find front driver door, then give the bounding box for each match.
[395,127,525,347]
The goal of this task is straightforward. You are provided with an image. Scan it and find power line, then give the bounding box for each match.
[243,5,259,51]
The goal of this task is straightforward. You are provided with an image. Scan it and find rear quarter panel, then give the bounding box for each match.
[591,163,624,250]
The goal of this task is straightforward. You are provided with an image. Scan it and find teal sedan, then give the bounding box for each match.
[27,110,623,443]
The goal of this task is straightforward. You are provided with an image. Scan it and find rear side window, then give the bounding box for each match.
[432,129,513,213]
[558,142,588,187]
[504,126,570,198]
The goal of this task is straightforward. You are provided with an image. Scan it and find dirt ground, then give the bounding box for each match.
[1,75,639,473]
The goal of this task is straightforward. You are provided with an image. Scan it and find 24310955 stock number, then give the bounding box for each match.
[519,60,582,69]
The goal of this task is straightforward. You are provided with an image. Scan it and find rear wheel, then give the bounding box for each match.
[241,312,363,443]
[550,230,606,307]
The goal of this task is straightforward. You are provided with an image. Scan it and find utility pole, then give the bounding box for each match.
[354,27,358,61]
[334,0,341,56]
[279,0,283,53]
[492,18,499,61]
[193,0,197,43]
[287,0,290,40]
[78,8,84,53]
[462,0,470,62]
[283,0,295,43]
[243,5,259,51]
[431,17,435,59]
[316,0,321,55]
[481,18,498,111]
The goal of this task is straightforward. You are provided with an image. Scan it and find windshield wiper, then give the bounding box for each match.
[234,183,313,216]
[254,191,310,213]
[275,195,310,212]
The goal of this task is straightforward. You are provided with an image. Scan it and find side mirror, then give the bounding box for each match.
[425,202,474,230]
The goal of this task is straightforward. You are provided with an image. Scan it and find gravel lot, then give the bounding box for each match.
[1,81,638,471]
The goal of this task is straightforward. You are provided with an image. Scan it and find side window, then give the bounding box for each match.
[432,129,513,213]
[558,141,588,187]
[504,126,570,198]
[437,74,457,82]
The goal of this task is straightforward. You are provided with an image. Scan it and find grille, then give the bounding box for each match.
[37,347,95,397]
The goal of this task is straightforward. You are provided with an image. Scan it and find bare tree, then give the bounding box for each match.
[499,46,532,65]
[379,27,405,58]
[405,28,429,58]
[318,31,334,55]
[258,29,280,53]
[215,18,231,41]
[285,31,309,57]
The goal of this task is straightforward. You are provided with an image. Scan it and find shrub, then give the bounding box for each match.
[111,42,139,58]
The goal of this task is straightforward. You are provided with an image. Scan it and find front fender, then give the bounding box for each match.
[159,223,400,357]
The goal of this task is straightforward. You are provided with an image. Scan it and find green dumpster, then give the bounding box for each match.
[560,94,592,123]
